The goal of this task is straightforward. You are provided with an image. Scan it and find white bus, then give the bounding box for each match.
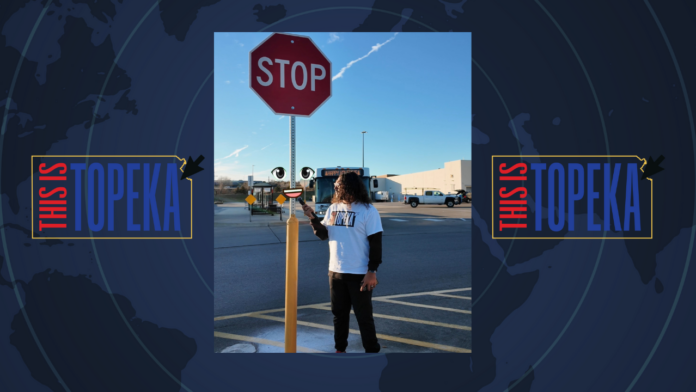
[313,167,371,217]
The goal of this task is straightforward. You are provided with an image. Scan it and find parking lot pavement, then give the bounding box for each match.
[356,201,471,220]
[214,287,471,354]
[214,225,323,248]
[214,217,467,249]
[215,217,470,316]
[214,200,472,354]
[214,202,311,227]
[214,201,470,225]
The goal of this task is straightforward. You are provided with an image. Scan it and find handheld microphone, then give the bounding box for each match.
[297,197,317,219]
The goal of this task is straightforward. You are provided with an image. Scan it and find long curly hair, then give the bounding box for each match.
[331,172,372,205]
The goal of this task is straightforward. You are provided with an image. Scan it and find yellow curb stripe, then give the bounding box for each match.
[306,305,471,331]
[372,298,471,314]
[429,293,472,300]
[214,331,324,353]
[248,314,470,353]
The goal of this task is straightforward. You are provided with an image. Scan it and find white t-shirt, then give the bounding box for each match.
[321,202,383,274]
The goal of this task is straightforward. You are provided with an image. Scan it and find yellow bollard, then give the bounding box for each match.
[284,213,299,353]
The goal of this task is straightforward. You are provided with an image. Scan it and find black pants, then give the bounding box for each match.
[329,271,380,353]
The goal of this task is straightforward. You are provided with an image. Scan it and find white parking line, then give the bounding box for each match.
[372,298,472,314]
[214,287,473,353]
[390,219,408,222]
[307,305,472,331]
[375,288,471,300]
[424,219,444,222]
[430,293,472,300]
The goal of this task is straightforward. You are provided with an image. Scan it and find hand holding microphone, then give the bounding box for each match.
[297,197,317,219]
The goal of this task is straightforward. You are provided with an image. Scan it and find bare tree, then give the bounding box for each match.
[236,183,248,194]
[217,176,231,194]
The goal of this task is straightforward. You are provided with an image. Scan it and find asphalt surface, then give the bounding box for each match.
[214,202,471,353]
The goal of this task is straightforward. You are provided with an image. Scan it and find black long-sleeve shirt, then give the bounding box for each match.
[309,217,383,271]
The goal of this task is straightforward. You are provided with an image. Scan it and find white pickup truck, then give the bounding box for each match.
[403,190,459,208]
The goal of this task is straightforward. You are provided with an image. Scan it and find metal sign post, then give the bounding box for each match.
[285,214,298,353]
[276,195,286,221]
[247,175,253,210]
[290,116,296,216]
[284,115,298,353]
[249,33,331,353]
[245,194,256,222]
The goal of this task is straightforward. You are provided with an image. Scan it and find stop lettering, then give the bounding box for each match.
[255,58,326,91]
[249,33,331,117]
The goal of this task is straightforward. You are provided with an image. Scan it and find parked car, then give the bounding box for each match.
[455,189,471,203]
[403,190,458,208]
[374,191,390,202]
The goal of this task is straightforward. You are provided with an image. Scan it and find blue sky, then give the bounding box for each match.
[214,32,471,181]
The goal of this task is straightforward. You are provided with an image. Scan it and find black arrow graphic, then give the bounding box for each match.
[181,155,205,180]
[641,155,665,180]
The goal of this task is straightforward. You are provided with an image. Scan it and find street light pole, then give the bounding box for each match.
[247,165,255,211]
[362,131,367,168]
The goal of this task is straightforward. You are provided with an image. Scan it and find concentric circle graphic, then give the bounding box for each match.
[625,1,695,390]
[0,1,70,391]
[81,1,196,390]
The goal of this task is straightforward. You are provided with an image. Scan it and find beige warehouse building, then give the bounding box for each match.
[370,160,472,201]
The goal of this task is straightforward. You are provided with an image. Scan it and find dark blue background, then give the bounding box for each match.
[1,0,694,391]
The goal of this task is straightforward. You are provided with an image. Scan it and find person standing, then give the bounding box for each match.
[301,172,383,353]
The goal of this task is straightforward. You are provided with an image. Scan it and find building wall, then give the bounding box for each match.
[445,160,472,194]
[371,160,472,202]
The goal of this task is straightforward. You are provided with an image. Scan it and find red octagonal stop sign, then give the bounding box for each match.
[249,33,331,117]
